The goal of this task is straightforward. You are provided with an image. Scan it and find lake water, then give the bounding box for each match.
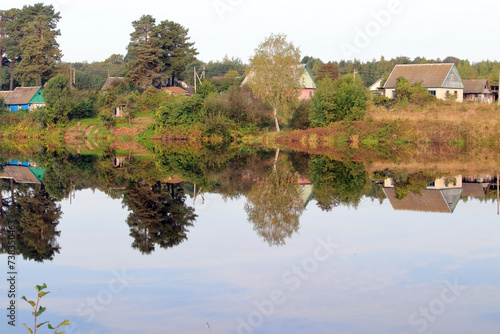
[1,149,500,334]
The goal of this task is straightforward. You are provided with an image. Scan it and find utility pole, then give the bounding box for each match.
[194,66,197,93]
[69,64,76,89]
[193,66,205,93]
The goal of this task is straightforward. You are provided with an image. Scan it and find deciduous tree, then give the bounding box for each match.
[309,75,369,127]
[246,33,302,132]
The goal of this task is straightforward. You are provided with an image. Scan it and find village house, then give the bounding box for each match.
[463,79,495,103]
[297,64,317,99]
[2,86,45,111]
[241,64,317,100]
[383,63,465,102]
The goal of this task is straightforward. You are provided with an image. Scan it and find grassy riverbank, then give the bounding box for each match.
[2,103,500,172]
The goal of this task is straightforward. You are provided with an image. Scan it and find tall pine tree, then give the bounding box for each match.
[156,20,198,85]
[13,4,62,86]
[126,15,163,89]
[126,15,197,88]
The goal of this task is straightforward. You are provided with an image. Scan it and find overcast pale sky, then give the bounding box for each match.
[12,0,500,63]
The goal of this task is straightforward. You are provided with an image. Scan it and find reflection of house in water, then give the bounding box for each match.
[383,176,463,213]
[0,160,45,184]
[462,175,493,199]
[298,175,314,207]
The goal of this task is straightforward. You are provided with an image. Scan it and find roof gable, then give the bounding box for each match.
[369,78,383,91]
[4,87,43,105]
[300,64,317,89]
[383,63,464,89]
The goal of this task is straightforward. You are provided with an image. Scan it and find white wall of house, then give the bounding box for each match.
[434,88,463,102]
[384,88,463,102]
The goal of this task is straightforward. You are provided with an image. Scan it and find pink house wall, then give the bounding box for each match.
[299,88,315,100]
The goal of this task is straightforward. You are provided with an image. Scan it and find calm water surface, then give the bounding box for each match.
[1,151,500,334]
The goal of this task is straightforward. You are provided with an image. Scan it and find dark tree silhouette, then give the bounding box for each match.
[122,181,196,254]
[6,188,62,262]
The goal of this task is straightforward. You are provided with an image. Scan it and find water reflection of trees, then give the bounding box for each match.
[5,145,465,253]
[122,181,197,254]
[309,156,368,211]
[0,181,61,262]
[244,151,305,246]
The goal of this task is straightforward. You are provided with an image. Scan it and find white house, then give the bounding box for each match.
[383,63,464,102]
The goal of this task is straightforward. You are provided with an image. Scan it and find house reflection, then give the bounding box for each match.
[383,176,463,213]
[298,175,314,207]
[462,175,493,199]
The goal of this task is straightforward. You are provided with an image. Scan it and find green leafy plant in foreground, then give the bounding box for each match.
[21,283,71,334]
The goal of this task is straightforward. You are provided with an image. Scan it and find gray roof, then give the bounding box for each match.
[383,63,461,89]
[4,86,41,105]
[101,77,126,91]
[463,79,493,94]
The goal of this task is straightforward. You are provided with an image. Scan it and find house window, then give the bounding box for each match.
[428,90,436,96]
[428,182,435,187]
[391,90,395,98]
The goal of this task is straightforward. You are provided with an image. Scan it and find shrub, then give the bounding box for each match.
[196,81,218,98]
[289,99,311,130]
[394,77,435,106]
[309,75,369,127]
[155,95,205,126]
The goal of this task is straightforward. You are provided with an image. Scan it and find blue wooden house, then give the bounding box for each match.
[3,86,45,111]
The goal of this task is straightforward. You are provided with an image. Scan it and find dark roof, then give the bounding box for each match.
[0,166,40,184]
[101,77,126,91]
[4,87,41,105]
[383,188,462,213]
[384,63,458,89]
[463,79,493,94]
